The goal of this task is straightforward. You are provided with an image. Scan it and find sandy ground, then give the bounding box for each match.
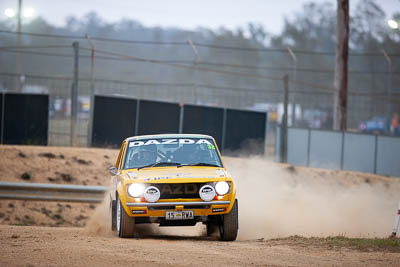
[1,225,400,267]
[0,145,400,266]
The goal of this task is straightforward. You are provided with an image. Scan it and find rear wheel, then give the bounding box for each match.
[219,199,238,241]
[116,195,135,238]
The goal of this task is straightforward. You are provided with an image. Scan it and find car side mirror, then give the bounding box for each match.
[109,166,118,175]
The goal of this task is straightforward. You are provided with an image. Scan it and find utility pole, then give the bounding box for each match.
[16,0,22,92]
[333,0,349,131]
[71,42,79,146]
[383,50,392,134]
[280,75,289,163]
[86,34,95,146]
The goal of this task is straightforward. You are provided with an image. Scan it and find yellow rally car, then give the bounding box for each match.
[109,134,238,241]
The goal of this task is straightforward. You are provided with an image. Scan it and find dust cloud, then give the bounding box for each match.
[225,156,399,240]
[85,192,114,237]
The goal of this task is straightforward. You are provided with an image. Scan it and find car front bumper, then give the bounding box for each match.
[126,200,230,207]
[123,199,233,217]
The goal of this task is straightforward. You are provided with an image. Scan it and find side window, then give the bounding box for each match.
[115,143,126,170]
[115,146,121,168]
[115,142,124,168]
[123,148,133,169]
[118,143,127,170]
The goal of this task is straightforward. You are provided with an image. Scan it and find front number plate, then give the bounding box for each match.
[165,210,194,220]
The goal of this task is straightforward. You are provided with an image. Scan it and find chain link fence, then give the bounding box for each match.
[0,48,399,157]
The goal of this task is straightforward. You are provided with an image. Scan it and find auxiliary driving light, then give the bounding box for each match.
[215,181,230,195]
[199,185,216,201]
[127,183,145,198]
[144,186,160,203]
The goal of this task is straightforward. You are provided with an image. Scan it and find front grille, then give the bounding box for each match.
[151,183,206,199]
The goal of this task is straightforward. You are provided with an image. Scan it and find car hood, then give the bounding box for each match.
[121,167,229,182]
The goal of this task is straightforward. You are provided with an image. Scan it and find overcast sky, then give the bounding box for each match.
[0,0,398,34]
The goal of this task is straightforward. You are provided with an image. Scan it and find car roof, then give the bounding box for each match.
[370,116,385,120]
[124,134,214,142]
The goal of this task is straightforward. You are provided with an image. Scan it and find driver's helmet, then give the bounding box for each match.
[137,144,157,163]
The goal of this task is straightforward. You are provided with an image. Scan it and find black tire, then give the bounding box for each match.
[111,199,117,231]
[219,199,238,241]
[116,195,135,238]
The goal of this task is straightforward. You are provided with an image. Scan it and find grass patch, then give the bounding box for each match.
[268,235,400,252]
[325,236,400,252]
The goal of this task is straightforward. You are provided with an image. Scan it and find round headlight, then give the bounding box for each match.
[215,181,230,195]
[199,185,216,202]
[144,186,160,203]
[127,183,145,197]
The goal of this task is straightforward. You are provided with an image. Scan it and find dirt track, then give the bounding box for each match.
[1,145,400,266]
[1,224,399,266]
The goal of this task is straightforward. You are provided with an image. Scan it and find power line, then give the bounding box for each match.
[1,45,396,94]
[0,30,83,40]
[0,45,71,49]
[2,46,282,81]
[79,46,286,82]
[0,48,75,59]
[1,71,399,102]
[1,29,399,57]
[0,71,278,92]
[1,46,398,76]
[82,46,400,94]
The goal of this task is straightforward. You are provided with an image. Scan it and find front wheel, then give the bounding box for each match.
[219,199,239,241]
[116,195,135,238]
[111,199,117,231]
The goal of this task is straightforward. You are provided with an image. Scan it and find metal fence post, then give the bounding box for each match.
[275,126,280,162]
[264,112,269,147]
[280,75,289,163]
[0,92,4,144]
[135,99,140,136]
[340,131,345,170]
[86,34,95,147]
[383,50,392,134]
[221,108,227,151]
[306,128,311,166]
[373,135,378,174]
[179,104,184,134]
[16,0,22,93]
[71,41,79,147]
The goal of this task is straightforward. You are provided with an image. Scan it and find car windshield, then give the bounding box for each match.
[123,137,223,170]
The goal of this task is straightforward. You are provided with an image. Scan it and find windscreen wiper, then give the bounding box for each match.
[177,162,220,168]
[137,162,181,170]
